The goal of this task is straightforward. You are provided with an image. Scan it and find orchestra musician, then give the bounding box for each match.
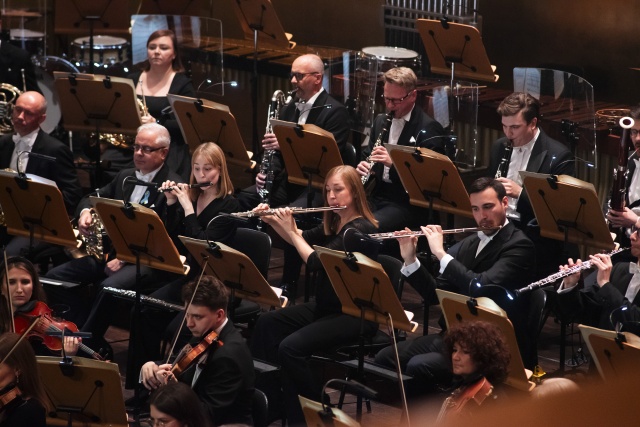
[43,123,182,331]
[140,276,254,427]
[148,381,211,427]
[375,178,537,382]
[0,332,51,427]
[250,165,379,425]
[0,25,39,93]
[487,92,576,279]
[356,67,446,232]
[129,29,196,181]
[237,53,350,210]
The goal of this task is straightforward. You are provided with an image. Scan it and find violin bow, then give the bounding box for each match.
[164,255,210,366]
[2,250,15,333]
[0,317,39,365]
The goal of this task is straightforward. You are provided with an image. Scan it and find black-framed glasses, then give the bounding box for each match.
[289,72,319,81]
[382,90,415,105]
[133,144,165,154]
[631,129,639,137]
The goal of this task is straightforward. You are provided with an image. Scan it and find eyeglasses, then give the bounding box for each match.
[133,144,165,154]
[289,72,319,81]
[145,419,177,427]
[382,90,415,105]
[631,129,639,137]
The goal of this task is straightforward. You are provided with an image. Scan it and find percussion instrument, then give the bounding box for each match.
[71,35,129,67]
[32,56,79,134]
[9,28,44,56]
[359,46,421,75]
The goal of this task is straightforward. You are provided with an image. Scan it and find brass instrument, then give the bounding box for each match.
[0,83,22,134]
[495,140,513,179]
[232,205,346,218]
[361,111,394,187]
[72,209,106,260]
[91,98,146,149]
[368,226,502,240]
[516,247,629,294]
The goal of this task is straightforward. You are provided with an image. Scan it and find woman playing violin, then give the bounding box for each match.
[249,165,379,425]
[0,257,80,357]
[0,332,51,427]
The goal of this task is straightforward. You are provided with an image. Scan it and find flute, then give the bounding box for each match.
[368,226,502,240]
[232,205,346,218]
[158,182,213,192]
[516,247,629,294]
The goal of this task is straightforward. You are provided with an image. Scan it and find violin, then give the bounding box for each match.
[170,330,223,377]
[13,301,105,361]
[0,385,21,413]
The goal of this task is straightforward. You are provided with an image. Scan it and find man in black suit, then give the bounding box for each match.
[141,276,254,426]
[488,92,576,279]
[356,67,446,232]
[237,53,350,210]
[43,123,182,325]
[375,178,537,391]
[0,39,39,92]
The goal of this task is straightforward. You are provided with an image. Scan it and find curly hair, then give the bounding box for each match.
[444,320,511,385]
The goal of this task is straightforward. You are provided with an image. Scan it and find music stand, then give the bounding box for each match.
[0,171,76,258]
[37,355,127,427]
[436,289,536,392]
[579,324,640,382]
[180,235,287,315]
[230,0,293,158]
[386,144,473,222]
[316,246,417,420]
[91,197,187,393]
[54,72,142,186]
[168,94,255,185]
[54,0,130,73]
[299,396,361,427]
[272,120,343,207]
[521,172,615,250]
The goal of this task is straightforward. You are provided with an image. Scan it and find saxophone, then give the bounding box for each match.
[495,140,513,179]
[361,111,394,187]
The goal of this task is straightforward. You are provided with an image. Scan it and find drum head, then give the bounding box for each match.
[9,28,45,41]
[72,35,128,49]
[33,56,80,134]
[361,46,418,60]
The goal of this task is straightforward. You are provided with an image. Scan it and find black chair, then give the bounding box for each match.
[342,142,358,167]
[252,388,269,427]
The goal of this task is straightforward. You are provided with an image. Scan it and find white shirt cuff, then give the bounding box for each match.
[401,259,421,277]
[440,254,454,274]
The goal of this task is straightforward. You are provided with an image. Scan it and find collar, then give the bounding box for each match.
[629,263,640,275]
[215,317,228,335]
[135,164,163,181]
[297,87,324,110]
[515,128,540,152]
[12,128,39,148]
[396,106,413,123]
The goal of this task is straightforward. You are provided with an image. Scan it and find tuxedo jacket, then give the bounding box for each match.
[0,130,81,214]
[362,106,445,200]
[178,321,255,426]
[0,42,40,93]
[488,129,574,226]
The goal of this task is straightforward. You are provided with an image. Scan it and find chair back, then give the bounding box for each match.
[252,388,269,427]
[225,227,272,278]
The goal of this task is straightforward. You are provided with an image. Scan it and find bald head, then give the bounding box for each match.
[290,54,325,101]
[12,91,47,136]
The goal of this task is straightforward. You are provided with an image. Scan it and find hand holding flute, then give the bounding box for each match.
[560,254,613,292]
[160,180,213,216]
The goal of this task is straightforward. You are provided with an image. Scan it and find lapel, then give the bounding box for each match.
[457,234,481,268]
[526,131,548,173]
[25,130,45,174]
[123,169,136,202]
[397,107,419,146]
[306,91,328,124]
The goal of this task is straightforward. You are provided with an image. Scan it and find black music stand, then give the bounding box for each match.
[54,72,141,186]
[37,355,127,427]
[579,324,640,382]
[386,144,473,222]
[0,171,77,258]
[316,246,417,421]
[54,0,130,73]
[180,236,286,316]
[230,0,292,158]
[272,120,343,207]
[436,289,536,392]
[169,94,255,186]
[91,197,187,395]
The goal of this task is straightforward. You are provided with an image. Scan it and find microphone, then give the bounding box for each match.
[297,103,333,114]
[16,150,57,176]
[415,131,458,146]
[123,176,159,188]
[320,379,377,415]
[547,156,594,190]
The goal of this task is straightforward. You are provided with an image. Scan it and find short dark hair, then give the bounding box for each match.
[444,320,511,385]
[497,92,540,124]
[469,177,506,200]
[630,105,640,121]
[181,275,229,312]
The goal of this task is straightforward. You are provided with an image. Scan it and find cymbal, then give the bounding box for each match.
[2,9,43,18]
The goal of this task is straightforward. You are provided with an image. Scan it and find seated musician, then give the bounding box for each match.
[237,53,350,210]
[0,32,40,92]
[487,92,576,279]
[356,67,446,232]
[0,91,81,253]
[149,381,212,427]
[0,257,83,358]
[140,276,254,427]
[375,178,536,388]
[43,123,182,329]
[436,321,510,422]
[557,227,640,330]
[250,165,379,425]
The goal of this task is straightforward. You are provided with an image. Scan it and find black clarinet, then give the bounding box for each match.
[495,140,513,179]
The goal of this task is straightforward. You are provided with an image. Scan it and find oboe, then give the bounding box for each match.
[516,247,629,294]
[362,111,394,186]
[232,205,346,218]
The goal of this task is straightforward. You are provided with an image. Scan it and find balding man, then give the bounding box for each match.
[238,53,350,210]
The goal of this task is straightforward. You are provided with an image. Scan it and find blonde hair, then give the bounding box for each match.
[189,142,234,200]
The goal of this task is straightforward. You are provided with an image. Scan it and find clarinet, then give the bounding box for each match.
[361,111,394,190]
[494,140,513,179]
[609,117,635,211]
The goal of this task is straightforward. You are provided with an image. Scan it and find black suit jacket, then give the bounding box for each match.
[178,321,255,426]
[488,129,574,226]
[362,106,445,200]
[0,42,40,93]
[0,130,81,214]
